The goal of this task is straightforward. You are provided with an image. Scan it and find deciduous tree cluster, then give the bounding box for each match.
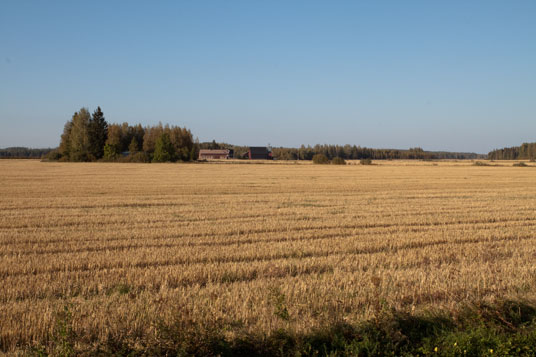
[54,107,197,162]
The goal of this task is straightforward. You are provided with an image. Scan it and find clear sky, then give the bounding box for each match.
[1,1,535,153]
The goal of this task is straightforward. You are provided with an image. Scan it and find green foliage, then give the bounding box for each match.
[312,153,329,164]
[69,108,91,161]
[44,149,62,161]
[360,158,373,165]
[152,133,175,162]
[269,287,290,321]
[103,143,119,161]
[331,157,346,165]
[474,161,491,166]
[58,120,73,159]
[190,144,199,161]
[55,107,196,163]
[53,305,75,357]
[27,299,536,356]
[126,151,150,163]
[268,144,481,161]
[128,137,139,154]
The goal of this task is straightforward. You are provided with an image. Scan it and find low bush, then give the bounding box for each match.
[513,162,528,167]
[312,154,329,164]
[123,152,151,163]
[331,157,346,165]
[360,158,372,165]
[43,149,62,161]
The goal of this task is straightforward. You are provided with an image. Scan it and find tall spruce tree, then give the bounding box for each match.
[88,107,108,160]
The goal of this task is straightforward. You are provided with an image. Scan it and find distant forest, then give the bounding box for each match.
[201,141,484,160]
[488,143,536,160]
[0,147,53,159]
[6,107,534,162]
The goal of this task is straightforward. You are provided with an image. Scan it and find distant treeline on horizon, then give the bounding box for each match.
[1,107,533,161]
[0,147,53,159]
[203,142,485,161]
[488,143,536,161]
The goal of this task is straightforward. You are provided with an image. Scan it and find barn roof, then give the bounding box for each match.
[249,147,270,154]
[199,149,230,155]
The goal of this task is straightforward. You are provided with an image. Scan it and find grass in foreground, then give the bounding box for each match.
[30,299,536,356]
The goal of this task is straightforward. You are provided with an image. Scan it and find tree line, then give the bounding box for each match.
[49,107,197,162]
[488,143,536,160]
[3,108,489,161]
[271,145,482,160]
[199,142,483,160]
[0,147,53,159]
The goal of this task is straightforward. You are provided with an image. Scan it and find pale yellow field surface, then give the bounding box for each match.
[1,159,536,351]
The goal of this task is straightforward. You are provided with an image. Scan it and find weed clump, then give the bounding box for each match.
[360,158,373,165]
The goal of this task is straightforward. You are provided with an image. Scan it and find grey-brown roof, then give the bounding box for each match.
[199,149,230,155]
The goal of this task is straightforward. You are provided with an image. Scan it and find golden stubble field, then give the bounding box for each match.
[1,159,536,352]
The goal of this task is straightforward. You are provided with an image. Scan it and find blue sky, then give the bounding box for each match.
[1,1,535,153]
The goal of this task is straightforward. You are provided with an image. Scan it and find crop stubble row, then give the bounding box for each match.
[0,160,535,351]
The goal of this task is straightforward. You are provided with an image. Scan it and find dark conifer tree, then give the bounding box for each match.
[128,137,139,153]
[88,107,108,159]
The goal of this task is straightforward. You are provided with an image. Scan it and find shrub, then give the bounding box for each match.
[312,154,329,164]
[123,152,150,163]
[103,144,119,161]
[360,158,372,165]
[513,162,528,167]
[473,161,490,166]
[44,149,62,161]
[331,157,346,165]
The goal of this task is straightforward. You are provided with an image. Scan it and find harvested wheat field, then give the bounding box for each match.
[1,159,536,354]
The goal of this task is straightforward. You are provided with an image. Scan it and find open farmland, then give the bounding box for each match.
[1,159,536,354]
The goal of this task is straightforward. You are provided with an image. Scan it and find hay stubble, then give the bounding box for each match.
[1,160,535,351]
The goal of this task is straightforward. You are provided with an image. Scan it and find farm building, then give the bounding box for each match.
[247,147,273,160]
[198,149,232,160]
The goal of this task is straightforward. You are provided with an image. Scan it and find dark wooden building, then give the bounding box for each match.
[248,147,272,160]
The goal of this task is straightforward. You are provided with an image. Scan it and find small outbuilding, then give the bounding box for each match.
[198,149,232,160]
[248,147,272,160]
